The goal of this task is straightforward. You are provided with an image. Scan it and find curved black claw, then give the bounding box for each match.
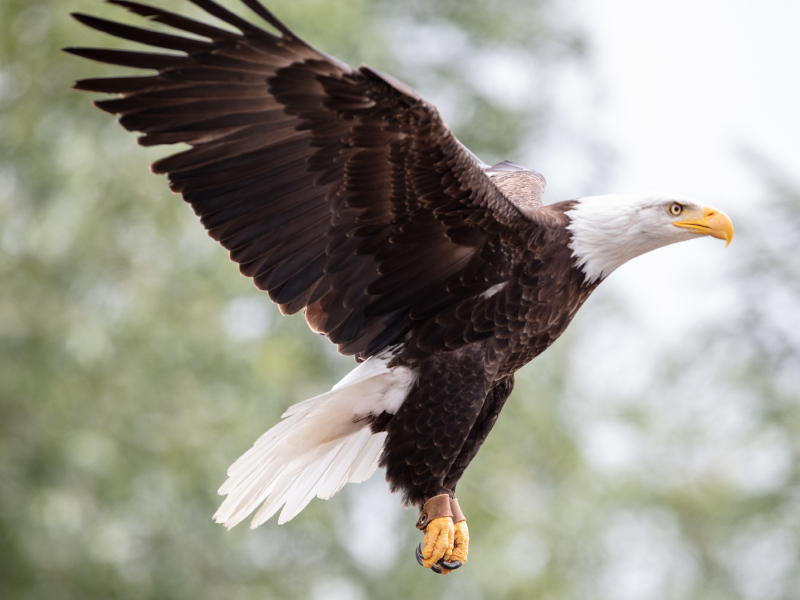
[415,544,462,574]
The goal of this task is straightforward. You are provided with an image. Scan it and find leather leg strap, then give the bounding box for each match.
[416,494,453,530]
[450,498,466,524]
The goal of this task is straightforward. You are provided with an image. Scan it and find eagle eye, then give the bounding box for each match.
[668,203,683,216]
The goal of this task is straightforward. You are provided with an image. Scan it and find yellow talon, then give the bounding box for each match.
[421,516,454,568]
[441,520,469,574]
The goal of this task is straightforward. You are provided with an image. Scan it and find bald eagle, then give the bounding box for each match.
[67,0,733,575]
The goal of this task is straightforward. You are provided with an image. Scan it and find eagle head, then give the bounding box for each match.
[566,194,734,283]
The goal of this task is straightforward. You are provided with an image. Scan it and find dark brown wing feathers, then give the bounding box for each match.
[67,0,551,360]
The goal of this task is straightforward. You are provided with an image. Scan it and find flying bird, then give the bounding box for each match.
[67,0,734,575]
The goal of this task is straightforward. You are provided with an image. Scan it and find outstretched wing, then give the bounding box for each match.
[67,0,540,358]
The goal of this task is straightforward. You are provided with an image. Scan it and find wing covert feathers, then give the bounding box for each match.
[68,0,554,360]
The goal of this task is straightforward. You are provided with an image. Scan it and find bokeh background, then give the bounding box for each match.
[2,0,799,598]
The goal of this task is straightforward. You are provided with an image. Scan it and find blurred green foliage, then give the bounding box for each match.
[2,1,798,599]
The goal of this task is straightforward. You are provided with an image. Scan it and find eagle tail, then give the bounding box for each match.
[213,354,413,528]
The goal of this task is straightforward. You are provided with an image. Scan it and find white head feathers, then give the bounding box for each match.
[566,193,708,283]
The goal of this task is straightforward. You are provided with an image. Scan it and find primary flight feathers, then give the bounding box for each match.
[67,0,552,361]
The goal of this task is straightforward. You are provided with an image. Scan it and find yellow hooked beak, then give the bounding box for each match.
[673,205,734,247]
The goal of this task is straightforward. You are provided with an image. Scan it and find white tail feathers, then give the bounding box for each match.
[213,355,414,528]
